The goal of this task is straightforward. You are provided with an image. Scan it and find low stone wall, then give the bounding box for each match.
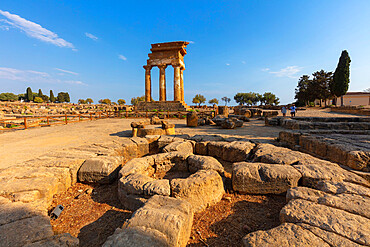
[331,106,370,116]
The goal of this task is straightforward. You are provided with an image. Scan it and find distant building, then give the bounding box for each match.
[314,92,370,106]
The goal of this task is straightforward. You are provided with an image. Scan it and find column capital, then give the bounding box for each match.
[157,64,168,70]
[143,65,152,71]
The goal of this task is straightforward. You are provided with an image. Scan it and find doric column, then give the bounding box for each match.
[173,65,181,101]
[158,65,167,102]
[143,65,152,102]
[180,67,184,102]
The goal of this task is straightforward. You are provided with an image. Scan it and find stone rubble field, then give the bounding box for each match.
[1,131,369,246]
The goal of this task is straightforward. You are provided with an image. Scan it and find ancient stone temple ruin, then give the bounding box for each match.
[136,41,190,111]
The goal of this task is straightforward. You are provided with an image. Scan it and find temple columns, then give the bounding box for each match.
[144,65,152,102]
[173,65,181,101]
[158,65,167,101]
[180,67,184,102]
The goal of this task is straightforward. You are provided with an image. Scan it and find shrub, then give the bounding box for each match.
[34,97,43,103]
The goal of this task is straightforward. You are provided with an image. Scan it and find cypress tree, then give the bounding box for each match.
[38,89,43,97]
[26,87,33,102]
[332,50,351,106]
[50,90,55,102]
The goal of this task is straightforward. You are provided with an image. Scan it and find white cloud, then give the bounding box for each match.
[226,63,230,66]
[261,68,270,71]
[0,67,86,85]
[54,68,79,75]
[0,10,74,49]
[268,66,302,78]
[187,41,195,44]
[118,54,127,61]
[85,32,98,41]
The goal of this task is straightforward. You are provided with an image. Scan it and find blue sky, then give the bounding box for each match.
[0,1,369,104]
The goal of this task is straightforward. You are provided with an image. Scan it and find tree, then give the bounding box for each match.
[99,99,111,104]
[295,75,312,106]
[262,92,280,105]
[221,96,231,106]
[57,92,70,103]
[78,99,86,104]
[234,93,246,105]
[311,70,333,106]
[26,87,33,102]
[40,95,49,102]
[50,90,56,103]
[117,99,126,105]
[192,94,206,106]
[208,98,219,106]
[131,96,145,106]
[0,93,18,101]
[38,89,43,97]
[332,50,351,106]
[86,98,93,104]
[364,88,370,92]
[33,96,43,103]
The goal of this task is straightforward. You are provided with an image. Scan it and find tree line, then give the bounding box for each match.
[295,50,351,106]
[0,87,70,103]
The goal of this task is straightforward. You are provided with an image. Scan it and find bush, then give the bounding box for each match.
[0,93,18,101]
[34,97,43,103]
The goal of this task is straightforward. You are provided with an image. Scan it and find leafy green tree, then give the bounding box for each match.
[311,70,333,106]
[38,89,43,97]
[131,96,145,105]
[33,97,43,103]
[262,92,280,106]
[332,50,351,106]
[86,98,93,104]
[0,93,18,101]
[18,94,26,101]
[78,99,86,104]
[117,99,126,105]
[208,98,219,106]
[57,92,70,103]
[50,90,56,103]
[234,93,246,105]
[99,99,112,104]
[192,94,206,106]
[26,87,33,102]
[295,75,313,106]
[40,95,49,102]
[221,96,231,106]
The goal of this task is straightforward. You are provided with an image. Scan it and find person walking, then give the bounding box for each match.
[281,106,287,117]
[290,104,296,117]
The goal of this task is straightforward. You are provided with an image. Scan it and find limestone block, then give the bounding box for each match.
[102,227,169,247]
[195,141,208,155]
[0,201,47,226]
[218,106,229,116]
[222,141,254,162]
[171,170,224,212]
[119,156,155,178]
[152,152,189,174]
[326,144,348,165]
[297,223,362,247]
[131,137,150,157]
[138,128,165,137]
[347,150,370,171]
[119,173,154,195]
[313,180,370,197]
[125,195,193,247]
[280,199,370,245]
[286,187,370,218]
[165,127,176,135]
[187,155,224,174]
[186,112,198,127]
[117,189,147,211]
[78,156,121,184]
[0,215,53,247]
[143,179,171,196]
[157,135,176,150]
[120,138,138,160]
[232,162,301,194]
[23,233,79,247]
[221,120,235,129]
[243,223,329,247]
[163,141,193,155]
[207,141,229,159]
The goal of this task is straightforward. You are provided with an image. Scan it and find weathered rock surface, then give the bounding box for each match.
[186,112,198,127]
[143,179,171,196]
[171,170,224,212]
[78,156,121,184]
[242,223,329,247]
[152,152,189,174]
[119,156,155,178]
[222,141,254,162]
[232,162,301,194]
[163,141,193,155]
[119,173,154,195]
[280,199,370,245]
[102,227,169,247]
[187,155,224,174]
[125,195,193,247]
[207,141,229,159]
[130,137,150,157]
[287,187,370,218]
[313,180,370,197]
[23,233,79,247]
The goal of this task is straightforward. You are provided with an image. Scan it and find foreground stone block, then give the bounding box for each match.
[171,170,224,212]
[119,156,155,178]
[78,156,121,184]
[24,233,79,247]
[207,141,229,159]
[222,141,254,162]
[103,227,169,247]
[280,199,370,245]
[186,112,198,127]
[187,155,224,174]
[313,180,370,197]
[163,141,193,155]
[232,162,301,194]
[125,195,193,247]
[243,223,329,247]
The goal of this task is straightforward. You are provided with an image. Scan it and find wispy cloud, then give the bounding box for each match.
[226,63,230,66]
[261,68,270,71]
[118,54,127,61]
[268,66,302,78]
[54,68,79,75]
[0,67,86,85]
[0,10,74,49]
[187,41,195,44]
[85,32,98,41]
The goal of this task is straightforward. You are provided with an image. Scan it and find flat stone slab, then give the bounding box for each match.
[280,199,370,245]
[221,141,255,162]
[163,141,193,155]
[78,156,121,184]
[232,162,301,194]
[313,180,370,197]
[23,233,79,247]
[243,223,329,247]
[124,195,193,247]
[171,170,225,212]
